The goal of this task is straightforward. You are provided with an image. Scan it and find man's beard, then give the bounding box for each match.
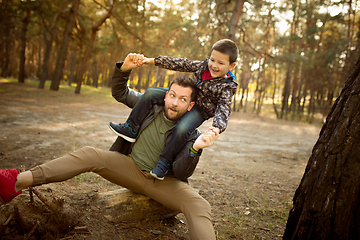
[163,105,184,122]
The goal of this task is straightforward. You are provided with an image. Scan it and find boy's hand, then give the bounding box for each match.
[142,57,155,65]
[210,127,220,135]
[121,53,145,71]
[192,127,219,151]
[130,54,146,66]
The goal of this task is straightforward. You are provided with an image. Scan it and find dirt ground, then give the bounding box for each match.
[0,80,321,240]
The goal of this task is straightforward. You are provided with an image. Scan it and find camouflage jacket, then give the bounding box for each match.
[154,56,238,133]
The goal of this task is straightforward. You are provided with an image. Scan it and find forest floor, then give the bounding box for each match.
[0,79,322,240]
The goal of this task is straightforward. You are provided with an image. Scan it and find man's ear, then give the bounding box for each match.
[187,101,195,111]
[164,91,169,101]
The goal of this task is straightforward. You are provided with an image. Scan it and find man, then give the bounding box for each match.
[0,53,219,240]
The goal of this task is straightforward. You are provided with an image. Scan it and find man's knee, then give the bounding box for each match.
[143,88,159,100]
[142,88,166,103]
[184,196,212,216]
[200,198,212,215]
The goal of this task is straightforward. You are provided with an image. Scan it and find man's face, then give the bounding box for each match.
[208,49,236,78]
[163,83,195,122]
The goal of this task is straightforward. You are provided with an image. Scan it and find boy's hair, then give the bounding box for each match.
[211,39,238,64]
[169,76,197,102]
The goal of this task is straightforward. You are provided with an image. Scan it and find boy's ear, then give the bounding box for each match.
[229,62,236,71]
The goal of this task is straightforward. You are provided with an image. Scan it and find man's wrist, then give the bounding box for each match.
[120,64,131,72]
[190,144,200,154]
[116,62,131,72]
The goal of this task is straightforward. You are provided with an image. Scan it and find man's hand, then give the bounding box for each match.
[120,53,145,71]
[192,127,220,151]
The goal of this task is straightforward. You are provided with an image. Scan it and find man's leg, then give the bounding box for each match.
[143,175,216,240]
[27,146,147,193]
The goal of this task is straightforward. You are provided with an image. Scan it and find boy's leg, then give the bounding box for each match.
[30,146,147,193]
[109,87,167,142]
[127,87,167,132]
[150,105,205,179]
[143,175,216,240]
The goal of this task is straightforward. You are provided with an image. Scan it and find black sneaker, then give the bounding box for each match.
[108,122,138,143]
[150,159,170,180]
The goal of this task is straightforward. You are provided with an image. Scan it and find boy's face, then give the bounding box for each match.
[208,50,236,79]
[163,83,195,122]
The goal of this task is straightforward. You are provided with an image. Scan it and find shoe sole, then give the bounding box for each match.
[108,123,136,143]
[150,171,165,180]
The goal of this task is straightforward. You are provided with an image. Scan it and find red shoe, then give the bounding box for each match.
[0,168,22,204]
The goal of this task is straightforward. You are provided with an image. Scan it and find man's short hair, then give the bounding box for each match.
[169,76,197,102]
[212,39,239,64]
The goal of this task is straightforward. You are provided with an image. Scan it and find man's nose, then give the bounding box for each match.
[171,98,179,106]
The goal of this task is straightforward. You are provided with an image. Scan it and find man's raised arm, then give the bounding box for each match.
[111,53,144,108]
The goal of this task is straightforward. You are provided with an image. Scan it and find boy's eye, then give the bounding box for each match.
[181,98,186,102]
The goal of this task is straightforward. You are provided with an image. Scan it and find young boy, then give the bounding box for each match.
[109,39,238,180]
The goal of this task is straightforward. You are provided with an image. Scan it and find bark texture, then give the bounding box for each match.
[283,58,360,240]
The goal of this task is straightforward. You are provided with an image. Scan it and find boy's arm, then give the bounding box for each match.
[172,128,219,180]
[153,56,203,73]
[212,87,235,133]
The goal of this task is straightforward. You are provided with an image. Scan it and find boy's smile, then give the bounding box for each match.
[208,50,236,79]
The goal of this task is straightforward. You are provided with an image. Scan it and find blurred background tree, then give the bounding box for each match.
[0,0,358,122]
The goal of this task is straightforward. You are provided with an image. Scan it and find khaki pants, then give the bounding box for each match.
[30,146,215,240]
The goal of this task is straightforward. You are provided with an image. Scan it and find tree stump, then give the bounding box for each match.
[283,58,360,239]
[95,189,178,222]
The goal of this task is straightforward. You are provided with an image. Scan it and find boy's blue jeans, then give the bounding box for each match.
[127,87,206,164]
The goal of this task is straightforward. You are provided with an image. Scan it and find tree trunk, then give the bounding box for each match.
[92,58,99,88]
[281,67,291,119]
[2,24,13,78]
[50,0,80,91]
[75,1,115,94]
[38,31,53,89]
[68,44,78,86]
[38,7,64,89]
[136,67,143,92]
[290,67,299,118]
[145,67,152,90]
[226,0,245,41]
[272,63,279,118]
[283,58,360,240]
[18,6,31,83]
